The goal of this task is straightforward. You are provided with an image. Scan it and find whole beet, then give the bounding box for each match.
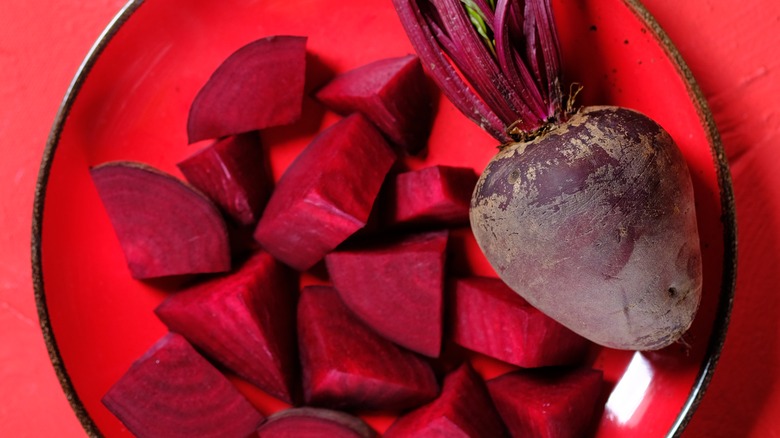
[394,0,704,350]
[470,106,702,350]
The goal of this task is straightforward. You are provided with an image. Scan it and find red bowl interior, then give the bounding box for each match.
[35,0,735,436]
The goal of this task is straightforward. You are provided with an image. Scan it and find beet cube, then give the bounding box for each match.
[178,132,273,226]
[314,55,434,154]
[188,35,307,143]
[387,165,478,227]
[450,277,591,368]
[254,114,396,271]
[297,286,439,411]
[90,161,230,279]
[325,231,448,357]
[155,251,298,403]
[102,333,264,438]
[384,363,508,438]
[487,368,604,438]
[257,408,378,437]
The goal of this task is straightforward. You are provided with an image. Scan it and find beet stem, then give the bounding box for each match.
[393,0,509,141]
[393,0,564,139]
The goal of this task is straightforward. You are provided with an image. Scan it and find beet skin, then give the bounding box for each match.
[470,106,702,350]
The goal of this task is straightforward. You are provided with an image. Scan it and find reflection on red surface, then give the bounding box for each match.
[606,352,654,425]
[39,0,726,436]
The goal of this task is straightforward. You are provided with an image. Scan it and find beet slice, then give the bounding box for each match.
[314,55,434,154]
[325,231,448,357]
[384,363,508,438]
[187,35,307,143]
[256,408,378,438]
[254,113,396,271]
[387,165,478,227]
[297,285,439,411]
[487,368,604,438]
[154,250,299,403]
[102,333,264,438]
[90,161,230,279]
[450,277,591,368]
[177,132,273,226]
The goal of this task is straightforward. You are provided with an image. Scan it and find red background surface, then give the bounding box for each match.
[0,1,777,437]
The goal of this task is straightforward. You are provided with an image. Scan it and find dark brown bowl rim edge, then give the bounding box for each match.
[31,1,145,437]
[624,0,738,436]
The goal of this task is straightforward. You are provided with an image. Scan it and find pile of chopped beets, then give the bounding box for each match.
[92,14,611,438]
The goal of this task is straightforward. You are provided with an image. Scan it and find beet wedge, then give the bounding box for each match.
[314,55,434,155]
[384,363,508,438]
[450,277,591,368]
[155,250,299,403]
[188,35,307,143]
[254,114,396,271]
[325,231,448,357]
[297,286,439,411]
[257,408,378,438]
[102,332,264,438]
[487,368,604,438]
[178,132,273,226]
[90,161,230,279]
[387,165,478,227]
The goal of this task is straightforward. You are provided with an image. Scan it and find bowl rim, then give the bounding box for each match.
[30,0,737,437]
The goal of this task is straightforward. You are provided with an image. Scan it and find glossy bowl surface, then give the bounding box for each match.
[33,0,736,436]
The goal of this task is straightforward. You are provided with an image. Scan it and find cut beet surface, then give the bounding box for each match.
[254,113,396,271]
[384,363,508,438]
[325,230,448,357]
[386,165,478,227]
[90,161,230,279]
[188,35,307,143]
[178,132,273,226]
[450,277,591,368]
[257,408,378,438]
[487,368,604,438]
[297,286,439,411]
[155,250,299,403]
[102,332,264,438]
[314,55,434,155]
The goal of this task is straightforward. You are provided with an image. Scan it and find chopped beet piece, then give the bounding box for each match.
[487,368,604,438]
[254,114,396,271]
[450,277,591,368]
[325,231,448,357]
[102,333,263,438]
[314,55,434,154]
[188,35,307,143]
[384,363,508,437]
[90,161,230,279]
[257,408,378,437]
[297,286,439,411]
[177,132,273,226]
[386,165,478,227]
[155,251,299,403]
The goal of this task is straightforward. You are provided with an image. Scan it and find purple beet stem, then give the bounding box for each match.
[392,0,563,139]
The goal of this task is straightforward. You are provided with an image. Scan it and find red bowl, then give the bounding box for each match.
[33,0,737,436]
